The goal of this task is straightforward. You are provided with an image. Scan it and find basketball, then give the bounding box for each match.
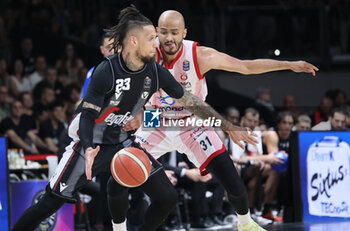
[110,147,151,187]
[271,151,288,172]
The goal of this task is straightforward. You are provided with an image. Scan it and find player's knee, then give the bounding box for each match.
[107,177,128,197]
[155,186,178,209]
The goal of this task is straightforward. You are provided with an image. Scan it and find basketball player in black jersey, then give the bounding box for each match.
[12,5,258,231]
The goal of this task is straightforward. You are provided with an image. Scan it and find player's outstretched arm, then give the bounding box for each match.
[197,46,319,76]
[175,90,258,150]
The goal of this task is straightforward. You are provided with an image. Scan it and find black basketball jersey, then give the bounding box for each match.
[68,53,184,148]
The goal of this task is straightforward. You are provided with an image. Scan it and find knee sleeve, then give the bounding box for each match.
[107,177,129,223]
[139,170,179,231]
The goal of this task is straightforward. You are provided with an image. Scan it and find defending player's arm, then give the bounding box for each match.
[196,46,319,76]
[79,60,113,179]
[157,65,258,150]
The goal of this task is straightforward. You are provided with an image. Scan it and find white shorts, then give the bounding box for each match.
[134,116,225,175]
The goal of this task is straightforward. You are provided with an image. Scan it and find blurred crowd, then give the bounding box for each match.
[1,1,350,230]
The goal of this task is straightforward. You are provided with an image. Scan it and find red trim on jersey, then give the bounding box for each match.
[199,144,226,176]
[159,44,184,69]
[94,107,120,123]
[24,154,57,161]
[53,141,80,191]
[192,42,205,80]
[156,48,161,64]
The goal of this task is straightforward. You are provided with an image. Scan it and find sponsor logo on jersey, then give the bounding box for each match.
[141,91,149,99]
[183,60,190,71]
[32,191,57,230]
[104,112,134,126]
[144,76,151,89]
[180,72,188,81]
[143,110,161,128]
[157,96,176,106]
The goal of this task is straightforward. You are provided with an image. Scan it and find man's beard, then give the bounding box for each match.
[140,54,155,64]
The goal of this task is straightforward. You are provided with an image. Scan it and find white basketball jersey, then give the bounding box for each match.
[147,40,208,119]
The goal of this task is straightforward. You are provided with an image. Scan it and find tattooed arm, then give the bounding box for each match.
[157,64,257,149]
[175,90,258,149]
[79,60,112,180]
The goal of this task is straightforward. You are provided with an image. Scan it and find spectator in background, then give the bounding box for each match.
[313,96,333,125]
[63,83,81,122]
[57,68,69,87]
[224,106,240,126]
[28,55,47,90]
[282,94,300,116]
[0,100,47,154]
[15,37,36,75]
[229,108,283,223]
[295,114,311,131]
[33,86,56,124]
[77,66,89,87]
[19,91,34,117]
[0,58,11,88]
[332,89,347,108]
[275,111,295,222]
[39,102,66,154]
[312,108,347,131]
[56,43,84,84]
[343,106,350,130]
[0,85,11,122]
[9,59,31,97]
[33,66,63,102]
[255,86,276,128]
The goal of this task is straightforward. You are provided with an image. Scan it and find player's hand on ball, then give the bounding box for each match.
[227,126,258,150]
[290,61,319,76]
[85,146,100,180]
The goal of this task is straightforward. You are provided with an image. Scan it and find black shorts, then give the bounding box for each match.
[47,138,162,202]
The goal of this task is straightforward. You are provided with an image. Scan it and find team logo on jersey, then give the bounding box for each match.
[143,110,161,128]
[141,91,149,99]
[180,72,188,81]
[183,60,190,71]
[32,191,57,230]
[180,82,191,89]
[144,76,151,89]
[110,100,120,106]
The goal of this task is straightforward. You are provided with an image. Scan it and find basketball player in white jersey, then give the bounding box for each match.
[133,10,318,231]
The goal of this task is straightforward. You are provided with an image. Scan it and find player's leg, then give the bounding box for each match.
[206,152,266,230]
[107,176,129,231]
[178,126,266,230]
[107,164,177,231]
[138,168,178,231]
[12,192,65,231]
[12,140,86,231]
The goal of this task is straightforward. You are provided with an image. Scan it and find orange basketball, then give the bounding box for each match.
[110,147,151,187]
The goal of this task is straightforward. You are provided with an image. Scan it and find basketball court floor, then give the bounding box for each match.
[186,221,350,231]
